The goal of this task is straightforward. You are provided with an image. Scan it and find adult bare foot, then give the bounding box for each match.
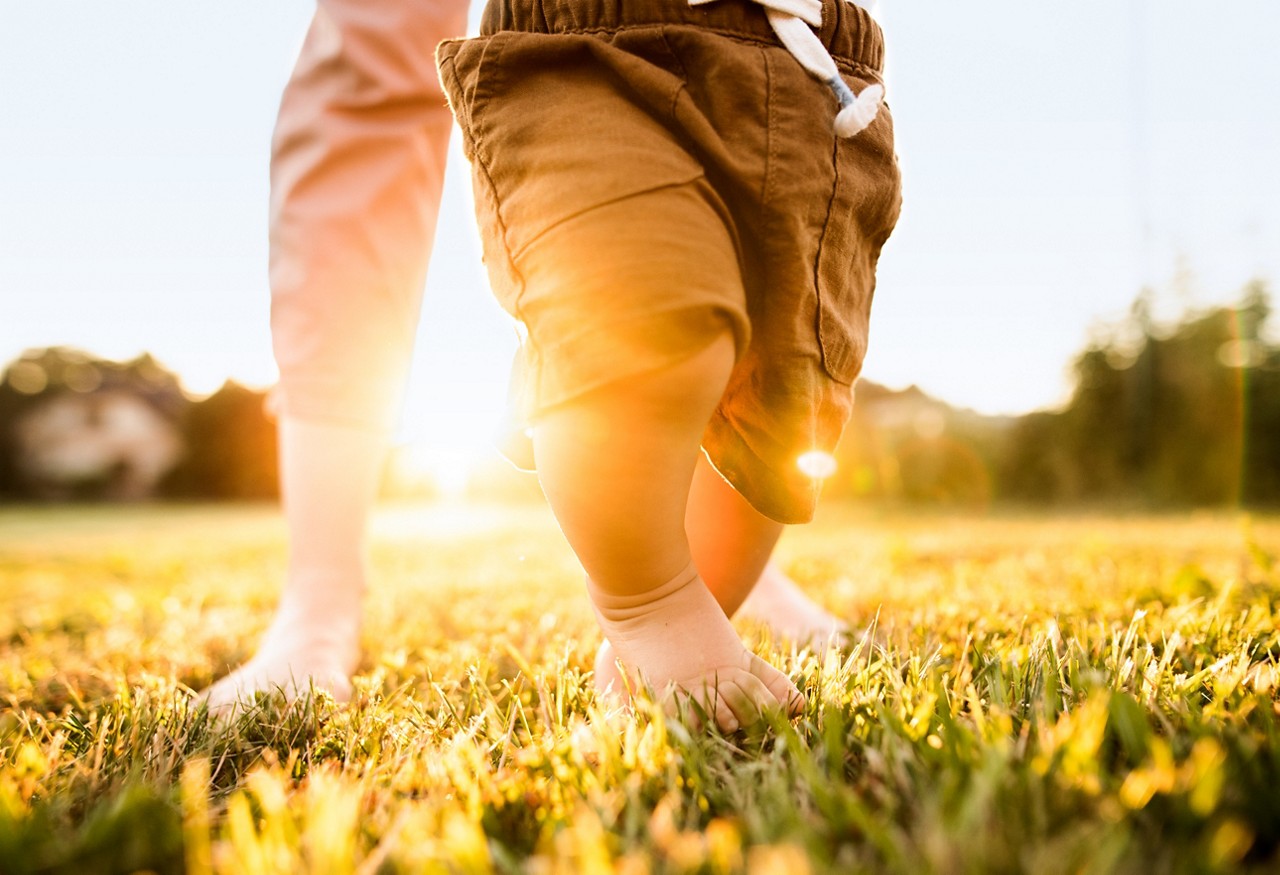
[200,574,360,715]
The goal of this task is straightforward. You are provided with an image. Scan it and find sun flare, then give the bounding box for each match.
[387,442,480,499]
[796,449,838,480]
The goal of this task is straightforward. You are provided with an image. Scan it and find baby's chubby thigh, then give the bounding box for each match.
[511,179,752,413]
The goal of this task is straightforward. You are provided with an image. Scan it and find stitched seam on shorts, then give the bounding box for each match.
[761,47,775,216]
[475,145,538,398]
[812,134,847,383]
[658,26,691,120]
[456,34,531,329]
[669,81,687,121]
[472,154,529,314]
[506,174,704,264]
[659,25,692,83]
[468,35,507,169]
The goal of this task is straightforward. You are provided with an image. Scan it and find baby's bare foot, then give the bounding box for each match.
[596,561,846,702]
[738,562,847,647]
[588,565,803,732]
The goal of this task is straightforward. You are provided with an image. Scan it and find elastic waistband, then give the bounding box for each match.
[479,0,885,73]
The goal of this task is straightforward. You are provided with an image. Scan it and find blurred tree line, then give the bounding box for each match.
[823,280,1280,507]
[1000,281,1278,505]
[2,280,1276,506]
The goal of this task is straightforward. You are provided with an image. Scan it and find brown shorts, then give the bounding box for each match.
[437,0,901,523]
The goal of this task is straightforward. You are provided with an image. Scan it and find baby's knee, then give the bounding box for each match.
[621,328,737,418]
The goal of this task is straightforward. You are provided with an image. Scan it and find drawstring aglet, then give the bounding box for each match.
[764,8,884,139]
[830,79,883,138]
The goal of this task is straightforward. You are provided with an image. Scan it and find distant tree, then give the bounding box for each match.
[1238,281,1280,503]
[162,382,279,499]
[0,384,24,497]
[999,280,1279,506]
[827,382,1006,507]
[0,350,281,502]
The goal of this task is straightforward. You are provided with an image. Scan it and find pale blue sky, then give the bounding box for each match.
[2,1,1278,453]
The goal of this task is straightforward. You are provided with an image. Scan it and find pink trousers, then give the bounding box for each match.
[269,0,471,433]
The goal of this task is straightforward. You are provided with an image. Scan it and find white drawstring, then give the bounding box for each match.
[689,0,883,138]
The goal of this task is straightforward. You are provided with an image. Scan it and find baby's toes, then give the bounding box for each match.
[200,670,257,715]
[709,690,742,733]
[715,669,781,727]
[747,653,805,717]
[660,684,733,732]
[667,672,768,732]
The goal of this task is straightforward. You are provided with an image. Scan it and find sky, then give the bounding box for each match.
[2,1,1278,456]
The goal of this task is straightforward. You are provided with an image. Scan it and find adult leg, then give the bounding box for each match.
[202,0,469,711]
[534,334,803,732]
[269,0,467,432]
[202,418,382,706]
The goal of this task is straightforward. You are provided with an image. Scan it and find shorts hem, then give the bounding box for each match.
[703,409,819,525]
[522,305,747,420]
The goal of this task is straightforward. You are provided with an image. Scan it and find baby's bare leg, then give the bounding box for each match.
[737,561,846,643]
[688,457,845,643]
[684,454,784,617]
[534,333,802,731]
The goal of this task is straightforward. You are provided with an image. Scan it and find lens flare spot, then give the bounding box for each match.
[7,361,48,395]
[797,450,837,480]
[1217,339,1266,369]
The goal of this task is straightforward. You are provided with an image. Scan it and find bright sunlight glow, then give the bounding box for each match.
[388,442,478,500]
[797,450,838,480]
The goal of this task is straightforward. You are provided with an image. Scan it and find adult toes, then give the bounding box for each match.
[199,676,251,720]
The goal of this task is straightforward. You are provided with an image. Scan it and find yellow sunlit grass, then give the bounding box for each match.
[3,504,1279,871]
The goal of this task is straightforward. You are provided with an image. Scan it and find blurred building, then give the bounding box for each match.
[0,348,277,501]
[13,388,183,500]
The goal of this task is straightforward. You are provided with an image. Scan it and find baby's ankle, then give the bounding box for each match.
[586,562,700,624]
[586,565,802,730]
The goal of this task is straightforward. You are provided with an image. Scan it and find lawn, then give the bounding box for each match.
[1,503,1279,874]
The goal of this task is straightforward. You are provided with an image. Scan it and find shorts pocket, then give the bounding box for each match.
[467,35,700,263]
[451,31,708,332]
[436,33,512,164]
[814,83,903,384]
[438,34,527,311]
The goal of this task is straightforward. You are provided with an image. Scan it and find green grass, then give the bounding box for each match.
[2,503,1279,874]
